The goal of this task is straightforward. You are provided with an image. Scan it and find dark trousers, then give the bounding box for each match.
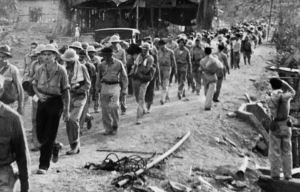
[36,96,63,170]
[145,78,156,105]
[213,76,223,101]
[169,66,177,84]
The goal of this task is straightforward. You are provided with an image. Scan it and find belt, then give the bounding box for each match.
[274,117,288,122]
[102,81,120,85]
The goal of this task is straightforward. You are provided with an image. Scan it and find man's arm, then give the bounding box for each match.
[170,51,177,74]
[13,68,24,115]
[187,50,192,74]
[75,65,91,94]
[122,49,127,65]
[222,54,230,74]
[120,62,128,94]
[95,64,102,93]
[281,80,296,99]
[12,115,30,192]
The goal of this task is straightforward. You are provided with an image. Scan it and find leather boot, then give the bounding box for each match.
[66,142,80,155]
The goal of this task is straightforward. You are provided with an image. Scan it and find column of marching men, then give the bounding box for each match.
[0,21,263,191]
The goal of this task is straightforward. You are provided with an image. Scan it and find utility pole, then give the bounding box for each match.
[136,0,139,29]
[267,0,274,42]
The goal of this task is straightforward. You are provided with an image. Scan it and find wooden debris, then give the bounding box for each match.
[223,136,237,148]
[236,156,250,177]
[244,93,252,103]
[169,181,192,192]
[116,131,191,187]
[96,149,183,159]
[148,186,167,192]
[214,175,234,182]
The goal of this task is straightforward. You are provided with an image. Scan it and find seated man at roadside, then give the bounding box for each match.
[0,74,30,192]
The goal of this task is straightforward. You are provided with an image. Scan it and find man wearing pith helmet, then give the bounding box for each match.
[33,44,70,174]
[110,35,127,115]
[0,45,24,115]
[61,48,91,155]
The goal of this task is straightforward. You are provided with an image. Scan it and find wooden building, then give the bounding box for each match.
[70,0,199,33]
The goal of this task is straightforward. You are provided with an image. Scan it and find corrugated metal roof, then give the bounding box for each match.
[72,0,199,7]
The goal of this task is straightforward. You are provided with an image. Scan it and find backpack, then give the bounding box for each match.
[0,65,18,104]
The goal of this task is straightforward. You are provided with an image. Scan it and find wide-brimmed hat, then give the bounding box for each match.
[86,46,97,52]
[144,36,152,42]
[82,42,89,49]
[99,47,113,56]
[34,44,45,55]
[186,40,194,47]
[158,39,166,45]
[140,43,151,50]
[61,49,79,61]
[218,35,223,41]
[0,45,12,58]
[41,44,59,54]
[69,41,83,50]
[110,35,122,43]
[29,49,38,57]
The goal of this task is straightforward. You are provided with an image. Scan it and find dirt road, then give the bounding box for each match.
[16,44,275,192]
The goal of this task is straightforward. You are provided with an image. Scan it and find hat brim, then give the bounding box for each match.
[61,54,79,62]
[41,50,59,55]
[69,46,83,50]
[110,40,122,43]
[0,51,12,58]
[99,52,113,56]
[87,50,97,52]
[139,46,150,50]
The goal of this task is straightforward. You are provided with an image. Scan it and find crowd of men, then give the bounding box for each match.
[0,21,264,191]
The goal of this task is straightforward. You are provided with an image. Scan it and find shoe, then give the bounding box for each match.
[160,100,164,105]
[213,99,220,102]
[146,104,151,113]
[204,108,211,111]
[101,131,114,135]
[121,111,126,115]
[192,89,196,93]
[196,91,200,95]
[136,121,142,125]
[52,143,63,163]
[31,147,40,152]
[178,94,182,100]
[66,143,80,155]
[36,169,47,174]
[87,116,93,130]
[94,109,100,113]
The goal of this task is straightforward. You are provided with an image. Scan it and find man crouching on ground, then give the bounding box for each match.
[0,75,30,192]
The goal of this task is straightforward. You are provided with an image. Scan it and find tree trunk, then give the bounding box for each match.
[196,0,216,31]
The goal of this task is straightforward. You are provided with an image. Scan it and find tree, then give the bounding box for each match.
[196,0,217,30]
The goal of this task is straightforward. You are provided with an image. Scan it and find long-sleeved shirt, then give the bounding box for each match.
[267,83,296,120]
[66,62,91,97]
[96,58,128,94]
[0,63,24,106]
[213,52,229,76]
[190,46,205,64]
[233,39,241,52]
[174,47,191,72]
[113,47,126,66]
[0,102,30,192]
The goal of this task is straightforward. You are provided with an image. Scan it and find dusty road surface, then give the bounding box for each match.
[13,42,275,191]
